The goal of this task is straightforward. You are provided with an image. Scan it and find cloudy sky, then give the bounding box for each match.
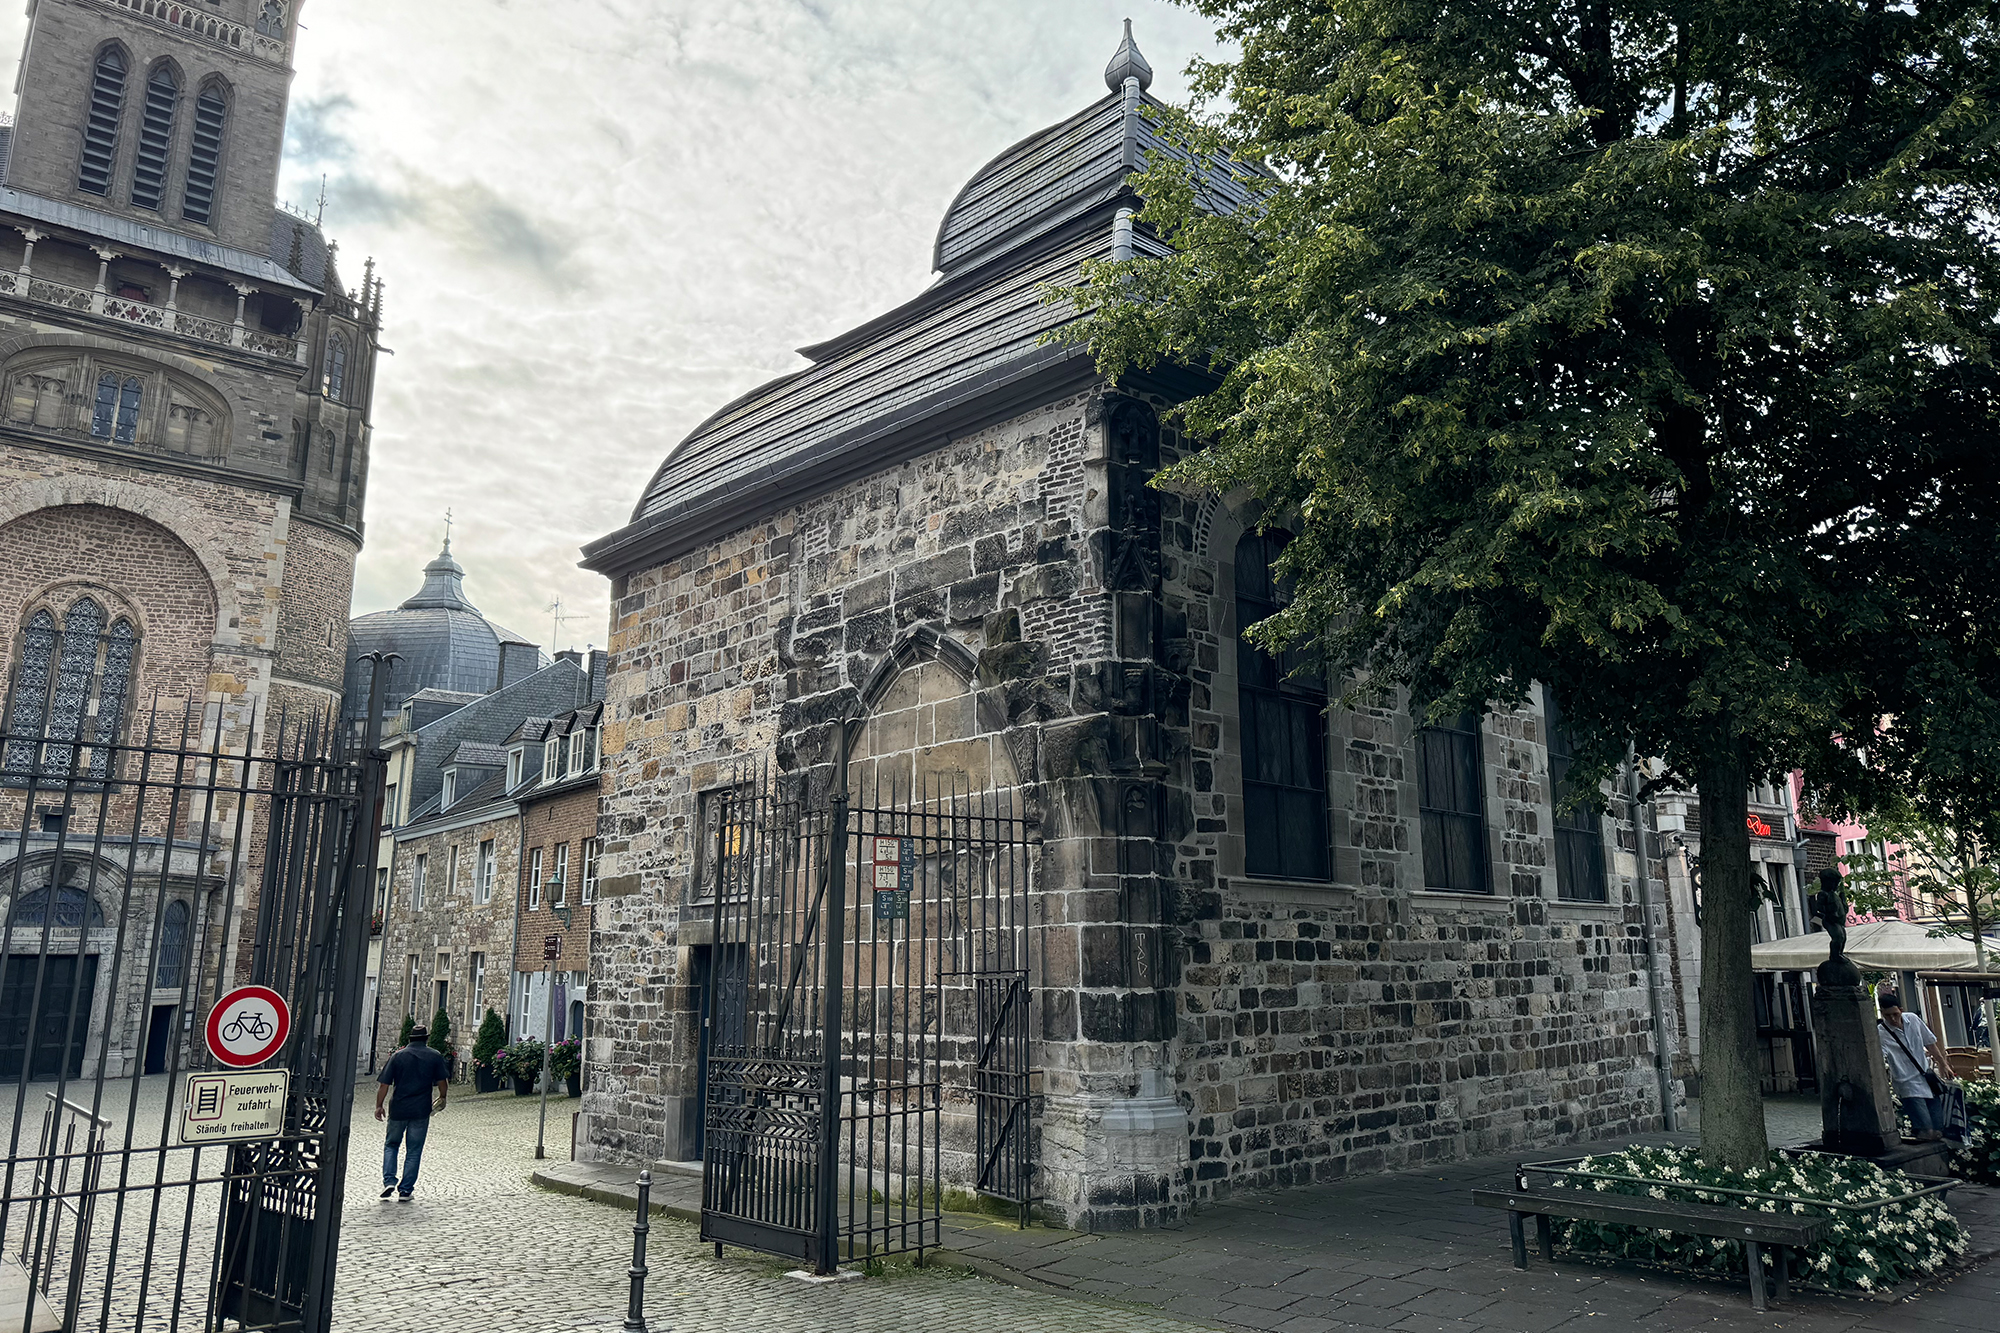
[9,1,1228,651]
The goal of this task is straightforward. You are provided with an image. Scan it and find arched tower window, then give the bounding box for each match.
[7,885,106,930]
[130,64,181,211]
[181,83,229,226]
[1234,530,1329,879]
[155,900,191,989]
[257,1,289,39]
[3,599,143,783]
[78,47,128,196]
[322,332,348,402]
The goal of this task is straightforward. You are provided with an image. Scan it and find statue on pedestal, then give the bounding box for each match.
[1806,868,1901,1156]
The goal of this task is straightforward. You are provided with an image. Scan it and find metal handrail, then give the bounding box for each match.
[1518,1154,1959,1213]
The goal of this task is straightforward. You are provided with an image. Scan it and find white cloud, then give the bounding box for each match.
[2,1,1224,652]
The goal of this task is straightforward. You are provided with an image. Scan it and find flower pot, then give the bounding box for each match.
[473,1068,499,1094]
[564,1073,581,1098]
[512,1075,534,1096]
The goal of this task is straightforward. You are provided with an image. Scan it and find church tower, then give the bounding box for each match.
[0,0,381,748]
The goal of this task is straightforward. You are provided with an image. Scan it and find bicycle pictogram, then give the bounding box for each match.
[205,985,290,1067]
[220,1012,273,1044]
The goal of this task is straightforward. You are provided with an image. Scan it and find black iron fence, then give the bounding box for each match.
[698,734,1038,1273]
[0,681,379,1333]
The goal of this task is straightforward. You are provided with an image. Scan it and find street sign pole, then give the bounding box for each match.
[535,931,561,1160]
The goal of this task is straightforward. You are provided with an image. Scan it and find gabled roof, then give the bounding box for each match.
[445,741,510,769]
[583,26,1256,579]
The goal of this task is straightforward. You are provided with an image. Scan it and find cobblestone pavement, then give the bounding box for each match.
[4,1077,1213,1331]
[544,1096,2000,1333]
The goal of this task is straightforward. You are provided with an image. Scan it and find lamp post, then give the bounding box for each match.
[535,925,561,1159]
[357,650,399,1073]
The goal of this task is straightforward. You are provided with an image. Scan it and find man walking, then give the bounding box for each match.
[1877,992,1952,1143]
[376,1025,450,1200]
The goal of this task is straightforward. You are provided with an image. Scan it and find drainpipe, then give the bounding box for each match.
[1626,745,1678,1130]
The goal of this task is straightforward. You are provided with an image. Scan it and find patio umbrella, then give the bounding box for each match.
[1750,920,2000,972]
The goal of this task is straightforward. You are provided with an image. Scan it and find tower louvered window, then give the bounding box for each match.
[78,48,128,196]
[181,86,228,226]
[131,65,181,212]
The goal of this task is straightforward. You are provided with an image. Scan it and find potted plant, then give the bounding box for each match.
[549,1035,582,1097]
[470,1008,507,1094]
[507,1037,545,1096]
[369,909,383,936]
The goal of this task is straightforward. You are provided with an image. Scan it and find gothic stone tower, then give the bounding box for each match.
[0,0,381,742]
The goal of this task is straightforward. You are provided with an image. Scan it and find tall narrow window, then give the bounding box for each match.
[321,332,348,401]
[130,64,180,211]
[528,848,543,910]
[155,900,190,989]
[116,377,142,444]
[2,610,57,775]
[552,843,569,907]
[412,853,427,911]
[1545,689,1607,902]
[1417,708,1489,893]
[86,619,136,780]
[406,955,421,1019]
[1234,530,1328,879]
[42,597,102,777]
[477,839,496,905]
[447,844,461,895]
[78,48,128,196]
[91,373,120,439]
[181,83,228,225]
[581,838,598,904]
[467,952,485,1028]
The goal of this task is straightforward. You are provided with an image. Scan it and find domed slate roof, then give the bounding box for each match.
[583,25,1261,579]
[341,539,545,726]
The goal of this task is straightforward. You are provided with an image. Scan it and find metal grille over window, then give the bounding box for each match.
[2,610,56,774]
[1418,709,1489,893]
[1234,530,1328,879]
[130,64,180,211]
[4,604,142,783]
[154,900,190,989]
[78,47,127,196]
[1545,689,1608,902]
[182,85,227,225]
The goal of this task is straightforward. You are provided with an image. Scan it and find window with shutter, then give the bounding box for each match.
[181,84,228,225]
[78,48,127,196]
[131,65,180,211]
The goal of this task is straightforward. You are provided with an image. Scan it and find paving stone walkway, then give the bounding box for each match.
[538,1095,2000,1333]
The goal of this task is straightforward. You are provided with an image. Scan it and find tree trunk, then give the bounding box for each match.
[1964,832,1998,1083]
[1696,741,1770,1171]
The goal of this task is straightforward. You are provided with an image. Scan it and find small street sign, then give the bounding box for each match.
[204,985,290,1068]
[177,1069,290,1145]
[543,933,564,961]
[870,835,913,921]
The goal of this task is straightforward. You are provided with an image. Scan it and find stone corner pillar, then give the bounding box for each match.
[1809,959,1899,1156]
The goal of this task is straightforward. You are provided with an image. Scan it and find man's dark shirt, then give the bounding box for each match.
[378,1042,450,1121]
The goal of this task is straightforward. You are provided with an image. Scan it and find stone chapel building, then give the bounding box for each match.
[579,29,1676,1229]
[0,0,379,1078]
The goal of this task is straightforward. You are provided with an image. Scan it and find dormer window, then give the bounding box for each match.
[543,736,560,783]
[567,728,587,776]
[507,748,523,790]
[591,726,603,773]
[441,769,457,811]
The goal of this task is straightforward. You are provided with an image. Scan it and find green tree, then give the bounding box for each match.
[472,1007,508,1076]
[397,1012,415,1048]
[428,1007,453,1067]
[1064,1,2000,1170]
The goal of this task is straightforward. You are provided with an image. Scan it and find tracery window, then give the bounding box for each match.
[181,83,228,226]
[2,598,141,782]
[321,332,348,402]
[131,64,181,212]
[78,47,128,196]
[1234,530,1329,880]
[257,0,289,39]
[90,373,143,444]
[1545,688,1608,903]
[7,885,107,930]
[1417,709,1489,893]
[155,900,191,989]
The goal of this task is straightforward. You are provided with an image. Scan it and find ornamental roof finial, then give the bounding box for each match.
[1104,18,1153,93]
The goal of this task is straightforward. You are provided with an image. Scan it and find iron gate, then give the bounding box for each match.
[699,732,1037,1272]
[0,679,379,1332]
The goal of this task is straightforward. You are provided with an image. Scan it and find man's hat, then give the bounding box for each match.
[409,1026,429,1042]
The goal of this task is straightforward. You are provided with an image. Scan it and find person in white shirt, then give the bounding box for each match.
[1877,992,1951,1142]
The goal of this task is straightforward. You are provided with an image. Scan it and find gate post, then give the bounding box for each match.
[815,719,852,1275]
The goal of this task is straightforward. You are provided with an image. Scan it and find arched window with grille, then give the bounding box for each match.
[3,599,142,783]
[181,82,228,226]
[7,885,106,931]
[155,900,191,989]
[1234,529,1329,879]
[78,47,128,195]
[131,64,181,211]
[322,332,348,402]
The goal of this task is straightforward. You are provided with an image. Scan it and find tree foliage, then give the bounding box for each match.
[1064,0,2000,1169]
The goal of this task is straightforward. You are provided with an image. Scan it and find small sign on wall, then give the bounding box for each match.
[178,1069,290,1145]
[870,835,912,921]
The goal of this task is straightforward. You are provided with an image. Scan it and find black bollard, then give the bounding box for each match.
[622,1170,652,1332]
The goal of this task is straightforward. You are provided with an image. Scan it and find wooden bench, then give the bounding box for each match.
[1471,1184,1829,1311]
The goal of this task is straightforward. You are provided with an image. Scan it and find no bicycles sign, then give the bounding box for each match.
[205,985,291,1068]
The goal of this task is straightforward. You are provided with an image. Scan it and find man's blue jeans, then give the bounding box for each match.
[383,1117,430,1195]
